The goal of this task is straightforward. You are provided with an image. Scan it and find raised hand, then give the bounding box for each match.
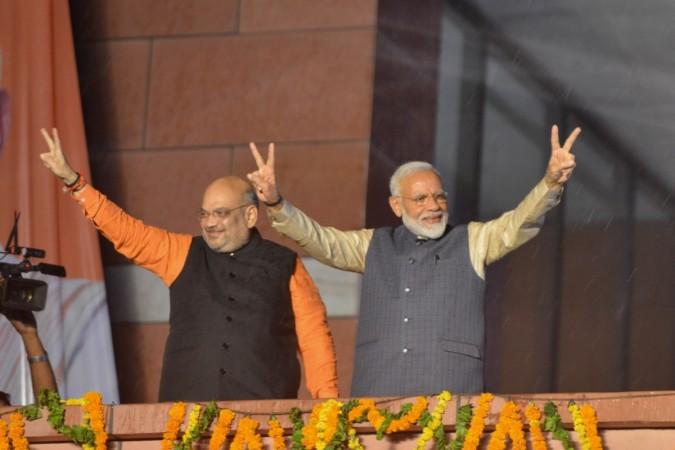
[0,308,38,337]
[39,128,78,184]
[246,142,281,206]
[545,125,581,188]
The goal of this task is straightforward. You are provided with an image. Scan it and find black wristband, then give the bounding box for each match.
[264,196,283,208]
[64,172,81,188]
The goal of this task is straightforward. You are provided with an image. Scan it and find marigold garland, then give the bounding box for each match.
[387,397,428,433]
[506,403,526,450]
[268,417,286,450]
[346,424,364,450]
[209,408,236,450]
[230,417,262,450]
[315,399,343,450]
[8,412,28,450]
[82,392,107,450]
[580,405,603,450]
[568,403,589,450]
[161,402,187,450]
[487,401,516,450]
[181,404,202,446]
[8,389,607,450]
[366,404,386,434]
[347,399,375,423]
[415,391,451,450]
[462,392,494,450]
[301,404,321,449]
[0,419,9,450]
[524,404,548,450]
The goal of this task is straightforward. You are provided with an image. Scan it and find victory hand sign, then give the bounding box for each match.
[545,125,581,189]
[247,142,282,208]
[39,128,78,184]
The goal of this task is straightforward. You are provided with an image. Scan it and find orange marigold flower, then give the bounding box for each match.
[463,393,494,450]
[8,412,28,450]
[268,417,286,450]
[209,409,236,450]
[161,402,186,450]
[525,404,547,450]
[231,417,262,450]
[0,419,10,450]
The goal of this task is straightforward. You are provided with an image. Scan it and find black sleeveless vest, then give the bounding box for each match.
[159,230,300,401]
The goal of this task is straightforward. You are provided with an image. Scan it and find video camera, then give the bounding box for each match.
[0,212,66,312]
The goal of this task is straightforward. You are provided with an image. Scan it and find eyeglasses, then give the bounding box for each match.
[397,192,448,206]
[198,204,251,222]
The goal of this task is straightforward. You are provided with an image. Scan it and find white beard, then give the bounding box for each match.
[401,210,448,239]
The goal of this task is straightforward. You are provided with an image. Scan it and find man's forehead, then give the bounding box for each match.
[201,186,243,208]
[401,171,443,193]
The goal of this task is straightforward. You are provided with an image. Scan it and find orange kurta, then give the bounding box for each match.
[70,182,338,398]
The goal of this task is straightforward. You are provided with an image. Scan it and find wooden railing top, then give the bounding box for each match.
[2,391,675,443]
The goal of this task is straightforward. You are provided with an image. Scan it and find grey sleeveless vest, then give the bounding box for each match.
[160,230,299,401]
[351,224,486,396]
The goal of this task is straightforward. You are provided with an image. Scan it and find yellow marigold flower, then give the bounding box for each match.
[347,425,364,450]
[415,391,451,450]
[569,403,589,450]
[316,399,343,448]
[182,404,202,444]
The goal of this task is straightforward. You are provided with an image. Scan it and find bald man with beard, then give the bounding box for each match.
[39,129,337,402]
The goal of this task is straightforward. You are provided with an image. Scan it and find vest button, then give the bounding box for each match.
[226,316,233,322]
[229,272,236,278]
[408,257,415,264]
[404,287,411,293]
[403,317,409,323]
[222,342,230,349]
[228,296,235,302]
[402,347,409,353]
[219,368,227,375]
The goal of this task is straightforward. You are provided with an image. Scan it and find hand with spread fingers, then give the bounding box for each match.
[247,142,282,207]
[545,125,581,188]
[39,128,78,184]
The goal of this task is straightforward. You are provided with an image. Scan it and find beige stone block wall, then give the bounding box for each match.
[70,0,377,403]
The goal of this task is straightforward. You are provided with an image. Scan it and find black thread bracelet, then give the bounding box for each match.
[64,172,81,188]
[264,196,284,207]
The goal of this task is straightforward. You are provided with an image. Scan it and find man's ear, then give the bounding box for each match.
[389,196,403,218]
[245,206,258,229]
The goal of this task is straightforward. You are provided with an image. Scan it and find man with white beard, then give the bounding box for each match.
[247,125,581,396]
